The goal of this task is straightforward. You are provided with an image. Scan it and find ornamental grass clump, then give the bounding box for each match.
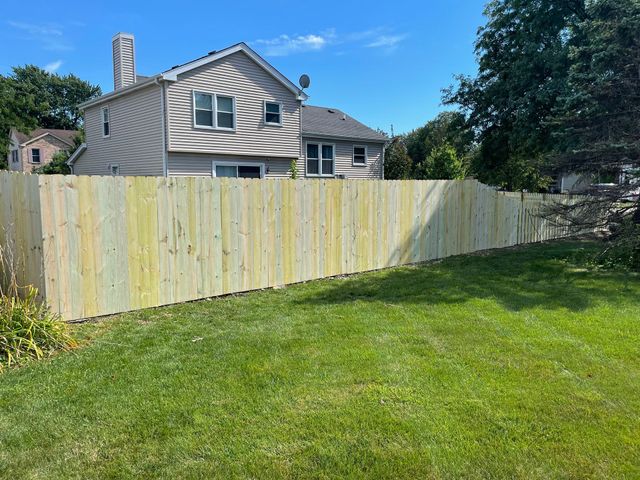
[0,242,76,371]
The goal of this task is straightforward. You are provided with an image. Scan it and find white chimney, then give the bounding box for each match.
[112,33,136,90]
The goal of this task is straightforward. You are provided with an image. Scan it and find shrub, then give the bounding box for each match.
[416,143,467,180]
[33,150,71,175]
[0,244,76,371]
[0,287,77,370]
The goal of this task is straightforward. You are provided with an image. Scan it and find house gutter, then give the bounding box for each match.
[78,75,161,110]
[381,142,386,180]
[301,131,388,144]
[66,143,87,172]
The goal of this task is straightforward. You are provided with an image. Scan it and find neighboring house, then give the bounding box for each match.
[7,128,78,173]
[548,172,593,194]
[549,166,636,194]
[69,33,388,179]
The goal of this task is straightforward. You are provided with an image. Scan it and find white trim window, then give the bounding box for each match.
[102,106,110,137]
[306,143,334,177]
[109,164,120,175]
[30,148,41,164]
[193,91,236,130]
[212,161,264,179]
[11,150,18,163]
[194,92,214,127]
[264,101,282,126]
[353,145,367,166]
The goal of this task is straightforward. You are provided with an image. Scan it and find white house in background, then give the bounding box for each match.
[69,33,388,179]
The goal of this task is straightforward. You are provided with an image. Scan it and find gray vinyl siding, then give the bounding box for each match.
[113,35,135,90]
[301,137,383,179]
[74,84,164,176]
[168,152,293,178]
[166,51,301,158]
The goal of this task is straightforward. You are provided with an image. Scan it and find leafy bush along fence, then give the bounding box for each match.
[0,172,576,321]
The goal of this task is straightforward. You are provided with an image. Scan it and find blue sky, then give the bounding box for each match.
[0,0,485,134]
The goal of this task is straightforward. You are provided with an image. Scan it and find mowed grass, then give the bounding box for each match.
[1,241,639,479]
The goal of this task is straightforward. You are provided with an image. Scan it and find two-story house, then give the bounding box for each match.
[69,33,388,179]
[8,128,79,173]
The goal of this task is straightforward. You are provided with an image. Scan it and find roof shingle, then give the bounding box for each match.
[301,105,388,142]
[13,128,79,146]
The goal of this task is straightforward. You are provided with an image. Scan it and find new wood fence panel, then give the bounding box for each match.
[0,173,45,300]
[0,172,577,320]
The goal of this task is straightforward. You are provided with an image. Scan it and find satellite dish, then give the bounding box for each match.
[299,74,311,89]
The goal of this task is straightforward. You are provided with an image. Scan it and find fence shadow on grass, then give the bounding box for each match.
[296,242,633,314]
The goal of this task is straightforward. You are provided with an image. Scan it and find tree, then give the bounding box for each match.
[553,0,640,172]
[384,137,413,179]
[444,0,586,191]
[548,0,640,269]
[0,76,38,167]
[416,143,467,180]
[9,66,101,130]
[0,66,100,168]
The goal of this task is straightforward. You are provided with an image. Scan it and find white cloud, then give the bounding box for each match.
[253,28,407,57]
[366,34,408,51]
[254,34,329,56]
[44,60,63,73]
[8,21,72,51]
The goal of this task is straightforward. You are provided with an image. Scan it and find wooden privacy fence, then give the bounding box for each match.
[0,172,575,320]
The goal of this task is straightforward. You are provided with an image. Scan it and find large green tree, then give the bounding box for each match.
[549,0,640,268]
[0,66,100,167]
[444,0,586,191]
[0,77,38,168]
[554,0,640,172]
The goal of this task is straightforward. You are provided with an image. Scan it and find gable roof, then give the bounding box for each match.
[301,105,388,143]
[13,128,78,147]
[162,43,307,100]
[79,42,307,109]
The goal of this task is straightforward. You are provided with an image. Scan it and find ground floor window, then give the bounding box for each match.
[31,148,41,164]
[213,161,264,179]
[306,143,334,177]
[11,150,18,163]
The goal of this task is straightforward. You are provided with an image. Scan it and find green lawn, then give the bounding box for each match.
[1,241,639,479]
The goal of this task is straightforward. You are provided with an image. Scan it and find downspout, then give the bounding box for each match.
[381,142,386,180]
[155,78,169,177]
[298,96,303,178]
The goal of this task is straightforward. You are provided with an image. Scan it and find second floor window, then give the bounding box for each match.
[31,148,41,164]
[195,93,214,127]
[216,96,234,129]
[194,92,235,130]
[264,101,282,125]
[102,106,110,137]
